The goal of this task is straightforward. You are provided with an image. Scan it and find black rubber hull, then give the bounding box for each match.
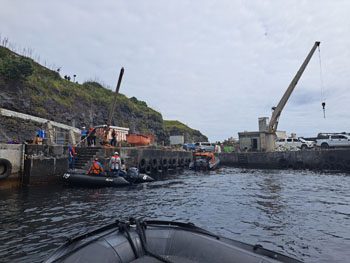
[63,168,154,187]
[45,220,302,263]
[63,173,130,187]
[189,158,220,170]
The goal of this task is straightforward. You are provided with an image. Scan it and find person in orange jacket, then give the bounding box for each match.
[87,158,104,175]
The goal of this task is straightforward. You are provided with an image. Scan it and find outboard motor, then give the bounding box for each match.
[126,167,154,183]
[194,160,208,171]
[127,167,139,183]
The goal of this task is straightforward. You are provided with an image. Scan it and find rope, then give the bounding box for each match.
[318,45,326,102]
[318,45,326,118]
[74,135,88,147]
[119,222,140,259]
[133,219,174,263]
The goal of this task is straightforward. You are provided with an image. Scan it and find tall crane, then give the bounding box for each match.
[265,41,320,151]
[102,67,124,144]
[108,67,124,126]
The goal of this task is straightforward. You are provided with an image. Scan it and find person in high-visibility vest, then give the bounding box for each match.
[109,152,121,176]
[87,158,104,175]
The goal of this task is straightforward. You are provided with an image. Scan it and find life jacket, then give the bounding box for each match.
[113,155,119,164]
[70,147,76,155]
[90,161,103,174]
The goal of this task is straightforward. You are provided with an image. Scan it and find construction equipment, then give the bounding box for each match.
[265,41,320,151]
[103,67,124,144]
[107,67,124,126]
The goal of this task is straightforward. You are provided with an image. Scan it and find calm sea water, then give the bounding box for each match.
[1,167,350,263]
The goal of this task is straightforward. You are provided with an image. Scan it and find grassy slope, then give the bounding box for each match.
[0,46,207,142]
[163,120,208,142]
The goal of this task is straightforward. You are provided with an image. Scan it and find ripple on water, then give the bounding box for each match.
[1,168,350,263]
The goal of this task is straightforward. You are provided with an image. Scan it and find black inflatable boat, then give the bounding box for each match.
[63,168,154,187]
[45,219,302,263]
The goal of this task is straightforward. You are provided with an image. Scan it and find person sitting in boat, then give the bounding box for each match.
[109,152,121,176]
[87,158,104,175]
[119,159,127,177]
[120,159,126,173]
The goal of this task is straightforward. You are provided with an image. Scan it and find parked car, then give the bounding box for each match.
[195,142,215,152]
[276,137,314,150]
[183,143,196,151]
[298,137,316,148]
[316,133,350,149]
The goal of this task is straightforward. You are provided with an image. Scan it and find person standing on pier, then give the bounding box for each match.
[87,158,104,175]
[81,127,88,146]
[87,126,96,147]
[37,125,46,144]
[38,125,46,138]
[109,152,121,176]
[69,146,76,169]
[110,129,117,147]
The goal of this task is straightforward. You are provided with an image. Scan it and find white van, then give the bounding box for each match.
[195,142,215,152]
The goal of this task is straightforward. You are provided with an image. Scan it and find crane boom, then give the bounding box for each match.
[107,67,124,126]
[268,41,320,133]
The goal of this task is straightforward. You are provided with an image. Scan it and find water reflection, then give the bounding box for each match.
[1,168,350,263]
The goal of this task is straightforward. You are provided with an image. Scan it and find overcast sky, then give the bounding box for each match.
[1,0,350,142]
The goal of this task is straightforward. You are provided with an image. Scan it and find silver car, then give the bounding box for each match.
[195,142,215,152]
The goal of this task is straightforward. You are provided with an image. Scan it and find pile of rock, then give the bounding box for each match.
[275,144,300,152]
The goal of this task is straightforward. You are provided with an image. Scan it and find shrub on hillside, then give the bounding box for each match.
[0,55,34,81]
[130,96,147,107]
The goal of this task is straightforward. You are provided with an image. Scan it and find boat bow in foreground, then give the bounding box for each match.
[45,219,302,263]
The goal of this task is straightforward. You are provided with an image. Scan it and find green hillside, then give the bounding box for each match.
[0,45,208,144]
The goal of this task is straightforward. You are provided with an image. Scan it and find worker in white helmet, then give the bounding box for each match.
[110,151,121,176]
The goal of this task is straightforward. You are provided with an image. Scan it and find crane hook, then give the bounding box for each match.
[322,102,326,118]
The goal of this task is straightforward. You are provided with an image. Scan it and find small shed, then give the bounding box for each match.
[169,135,184,145]
[238,131,262,152]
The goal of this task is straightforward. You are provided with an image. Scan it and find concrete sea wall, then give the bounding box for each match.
[0,144,24,188]
[217,149,350,171]
[97,147,192,171]
[23,145,70,185]
[2,143,350,189]
[0,144,192,189]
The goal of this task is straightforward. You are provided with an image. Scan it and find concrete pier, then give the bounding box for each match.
[2,143,350,189]
[0,144,192,189]
[0,144,24,188]
[217,149,350,171]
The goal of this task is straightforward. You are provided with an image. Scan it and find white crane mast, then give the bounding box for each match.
[264,41,320,151]
[268,41,320,133]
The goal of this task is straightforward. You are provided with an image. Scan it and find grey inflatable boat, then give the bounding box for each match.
[45,219,302,263]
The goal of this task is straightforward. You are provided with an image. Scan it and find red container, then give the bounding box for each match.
[126,133,154,146]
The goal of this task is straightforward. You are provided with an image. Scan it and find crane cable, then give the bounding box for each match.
[318,45,326,118]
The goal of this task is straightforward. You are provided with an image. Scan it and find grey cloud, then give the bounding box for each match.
[1,0,350,141]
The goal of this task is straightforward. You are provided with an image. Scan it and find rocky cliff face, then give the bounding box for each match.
[0,46,208,144]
